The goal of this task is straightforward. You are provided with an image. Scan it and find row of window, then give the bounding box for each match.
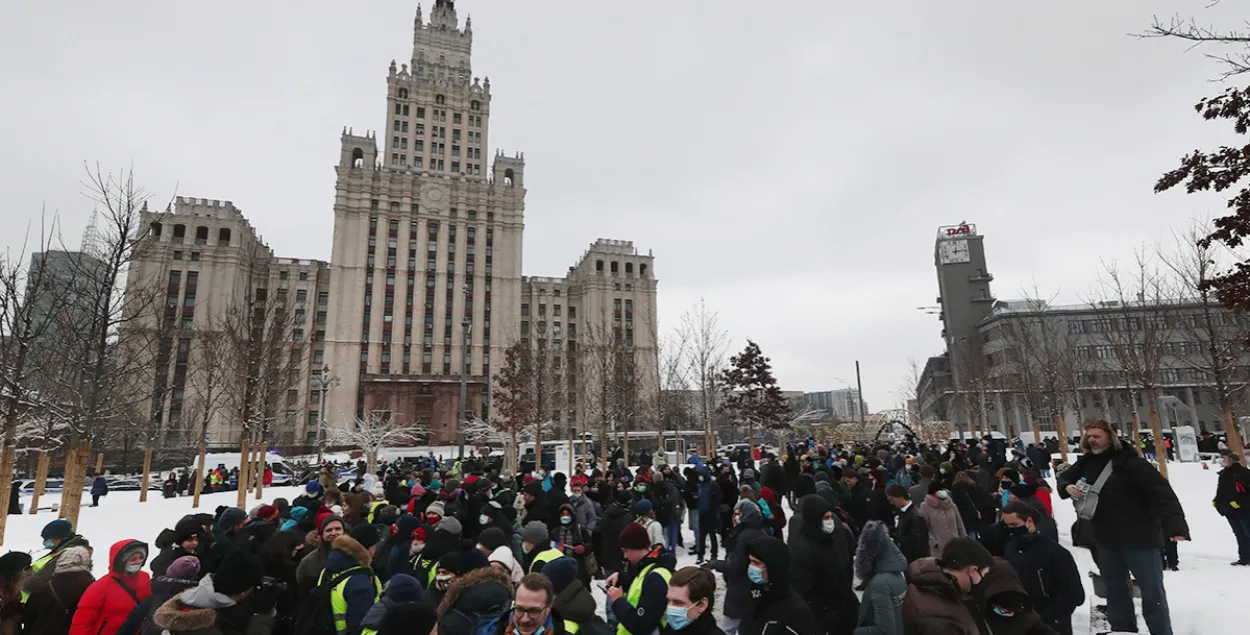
[150,222,231,246]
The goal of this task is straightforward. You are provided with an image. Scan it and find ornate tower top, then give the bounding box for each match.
[430,0,458,30]
[411,0,472,85]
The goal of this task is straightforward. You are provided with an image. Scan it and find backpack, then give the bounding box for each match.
[449,607,509,635]
[292,566,364,635]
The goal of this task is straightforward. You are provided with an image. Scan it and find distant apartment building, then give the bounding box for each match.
[121,2,658,447]
[804,389,868,418]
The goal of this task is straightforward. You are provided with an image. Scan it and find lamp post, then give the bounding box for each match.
[313,364,340,466]
[458,284,471,460]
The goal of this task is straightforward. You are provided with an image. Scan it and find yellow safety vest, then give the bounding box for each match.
[366,501,387,523]
[319,566,381,635]
[528,547,565,574]
[22,550,59,603]
[617,563,671,635]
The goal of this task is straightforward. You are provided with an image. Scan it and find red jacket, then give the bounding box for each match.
[263,468,274,486]
[69,539,152,635]
[759,487,786,533]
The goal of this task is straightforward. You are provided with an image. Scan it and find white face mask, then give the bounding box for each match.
[821,519,836,534]
[479,514,491,526]
[124,564,142,574]
[410,543,424,555]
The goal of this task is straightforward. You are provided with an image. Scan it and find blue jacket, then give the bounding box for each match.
[91,476,108,496]
[325,540,381,634]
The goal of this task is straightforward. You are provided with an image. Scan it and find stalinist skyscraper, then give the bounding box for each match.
[325,0,525,443]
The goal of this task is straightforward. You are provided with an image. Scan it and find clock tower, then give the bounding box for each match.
[932,223,995,428]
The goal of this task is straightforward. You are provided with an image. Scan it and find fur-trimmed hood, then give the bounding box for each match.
[325,534,373,574]
[854,520,907,581]
[436,563,513,622]
[152,596,220,633]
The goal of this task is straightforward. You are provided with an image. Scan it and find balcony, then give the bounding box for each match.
[969,270,994,283]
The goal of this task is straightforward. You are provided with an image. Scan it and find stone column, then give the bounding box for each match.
[1184,386,1199,429]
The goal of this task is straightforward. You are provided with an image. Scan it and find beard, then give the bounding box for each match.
[1089,445,1107,454]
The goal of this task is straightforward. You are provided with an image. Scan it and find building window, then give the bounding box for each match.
[189,252,200,261]
[454,113,462,124]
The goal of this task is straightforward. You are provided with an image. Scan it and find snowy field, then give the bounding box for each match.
[1,462,1244,634]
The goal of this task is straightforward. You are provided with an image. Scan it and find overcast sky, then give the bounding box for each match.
[0,1,1240,412]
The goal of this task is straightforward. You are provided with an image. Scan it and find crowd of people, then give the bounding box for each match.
[0,417,1233,635]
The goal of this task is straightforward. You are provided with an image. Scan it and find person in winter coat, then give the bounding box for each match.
[1213,451,1250,565]
[551,503,594,585]
[295,513,346,594]
[68,539,152,635]
[695,468,722,563]
[323,530,383,635]
[632,500,665,549]
[739,536,818,635]
[919,483,967,558]
[973,558,1056,635]
[90,472,109,507]
[901,538,995,635]
[1001,502,1083,635]
[478,528,524,584]
[788,496,858,635]
[566,481,601,534]
[359,573,426,635]
[1006,484,1057,543]
[653,472,682,550]
[24,520,91,597]
[852,521,906,635]
[949,472,990,541]
[608,525,677,635]
[149,549,275,635]
[522,480,555,530]
[705,499,768,635]
[1056,419,1188,635]
[0,551,28,635]
[257,530,308,635]
[599,491,636,576]
[543,556,607,634]
[23,546,93,635]
[662,567,725,635]
[885,485,928,563]
[112,555,201,635]
[434,564,514,635]
[759,487,786,540]
[149,516,205,578]
[909,466,934,507]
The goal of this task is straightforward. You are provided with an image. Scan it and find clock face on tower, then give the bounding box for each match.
[938,239,970,265]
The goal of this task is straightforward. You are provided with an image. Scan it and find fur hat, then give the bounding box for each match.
[618,522,650,551]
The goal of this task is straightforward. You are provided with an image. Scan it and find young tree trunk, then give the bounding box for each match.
[59,447,78,520]
[748,421,755,458]
[254,442,264,501]
[1130,411,1144,456]
[534,423,543,474]
[94,452,104,475]
[139,447,153,503]
[61,442,92,528]
[1224,410,1246,467]
[1149,407,1169,479]
[1032,420,1041,446]
[0,440,18,545]
[623,428,630,468]
[509,428,518,476]
[29,451,49,515]
[236,437,251,510]
[600,428,608,473]
[1052,414,1069,464]
[192,440,207,509]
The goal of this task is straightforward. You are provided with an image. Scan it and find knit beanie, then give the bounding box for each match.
[425,501,446,519]
[520,521,549,545]
[477,527,508,551]
[437,517,463,537]
[317,513,344,535]
[383,573,424,603]
[166,555,202,580]
[378,602,438,635]
[541,556,578,593]
[618,522,650,551]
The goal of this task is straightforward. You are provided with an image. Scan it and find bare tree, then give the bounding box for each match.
[679,299,728,456]
[0,215,71,542]
[582,319,639,467]
[1138,7,1250,79]
[1158,221,1250,463]
[492,339,538,473]
[653,324,692,459]
[183,326,232,508]
[324,410,426,477]
[1087,253,1178,477]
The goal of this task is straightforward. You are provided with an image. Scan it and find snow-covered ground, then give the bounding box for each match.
[1,462,1243,634]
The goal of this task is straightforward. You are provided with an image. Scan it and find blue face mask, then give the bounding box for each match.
[636,485,647,493]
[747,565,766,585]
[42,539,56,550]
[666,605,695,630]
[560,516,572,525]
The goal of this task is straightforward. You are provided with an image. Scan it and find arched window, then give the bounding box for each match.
[194,226,209,245]
[436,94,446,105]
[610,261,619,274]
[504,168,514,187]
[471,100,480,111]
[172,224,186,242]
[218,228,232,246]
[149,222,162,239]
[625,262,633,275]
[640,264,648,277]
[595,260,604,272]
[398,88,409,99]
[352,147,364,168]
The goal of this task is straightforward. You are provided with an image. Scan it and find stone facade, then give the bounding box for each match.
[121,2,660,448]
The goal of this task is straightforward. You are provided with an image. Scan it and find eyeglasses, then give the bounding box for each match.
[513,604,549,618]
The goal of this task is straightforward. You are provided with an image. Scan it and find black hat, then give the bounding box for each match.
[378,602,438,635]
[213,549,264,596]
[438,547,490,576]
[350,525,381,550]
[477,527,508,552]
[0,552,32,574]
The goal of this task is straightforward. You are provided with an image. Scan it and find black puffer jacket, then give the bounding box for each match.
[1056,445,1188,549]
[740,537,819,635]
[1003,533,1084,634]
[706,500,767,620]
[597,501,635,573]
[787,497,858,635]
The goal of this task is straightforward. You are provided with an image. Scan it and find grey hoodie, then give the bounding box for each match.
[853,521,907,635]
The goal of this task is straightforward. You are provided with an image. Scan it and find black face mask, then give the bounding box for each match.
[1004,525,1029,540]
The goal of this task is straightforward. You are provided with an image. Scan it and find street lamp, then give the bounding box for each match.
[313,363,340,465]
[458,284,471,460]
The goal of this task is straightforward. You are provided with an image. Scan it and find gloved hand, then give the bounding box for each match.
[573,544,585,555]
[251,579,284,614]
